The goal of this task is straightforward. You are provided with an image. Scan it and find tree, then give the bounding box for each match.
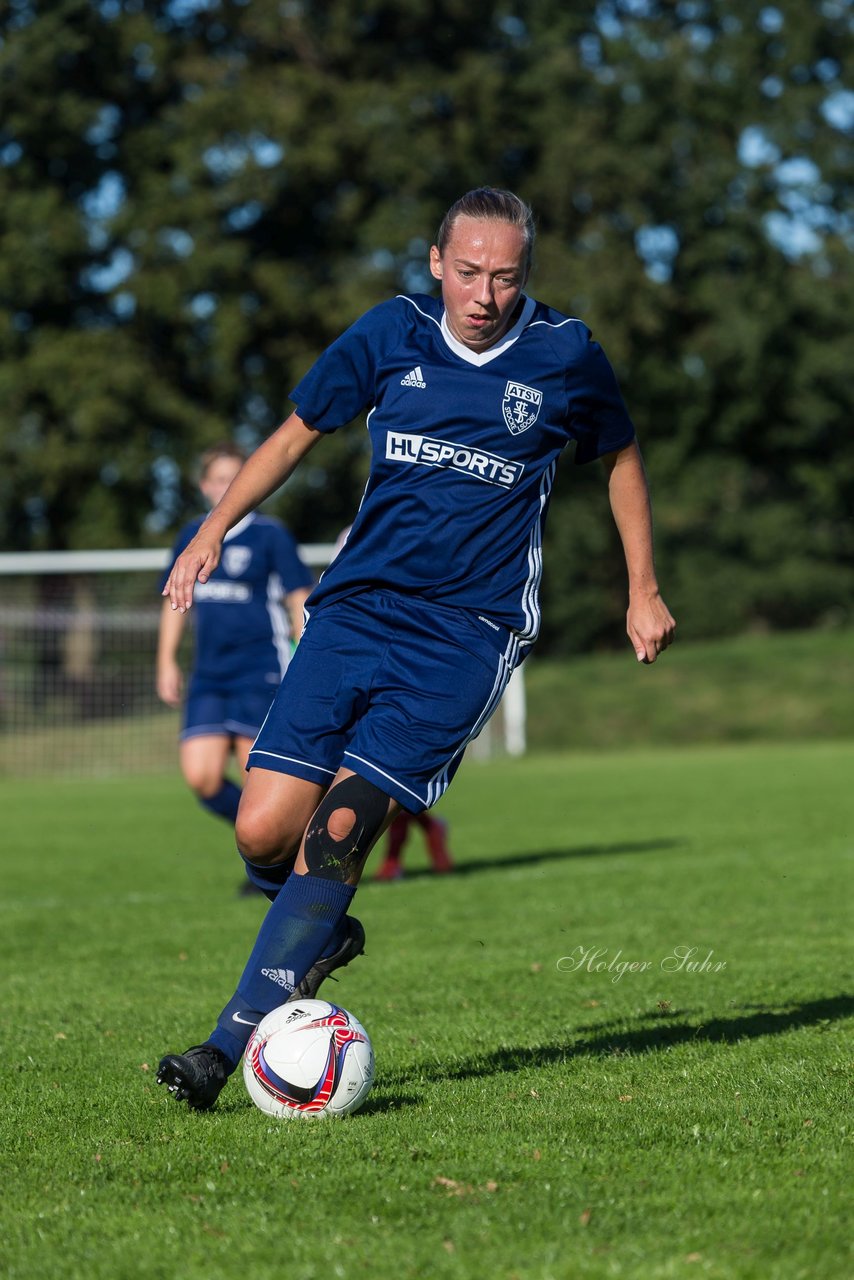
[1,0,851,647]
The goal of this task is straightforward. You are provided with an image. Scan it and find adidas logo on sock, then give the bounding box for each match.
[401,366,427,389]
[261,967,295,991]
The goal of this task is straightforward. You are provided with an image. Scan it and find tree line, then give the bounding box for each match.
[1,0,851,651]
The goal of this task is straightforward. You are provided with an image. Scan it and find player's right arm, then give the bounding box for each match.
[601,440,675,663]
[156,598,187,706]
[163,413,322,612]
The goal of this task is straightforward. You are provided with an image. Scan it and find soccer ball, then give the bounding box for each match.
[243,999,374,1119]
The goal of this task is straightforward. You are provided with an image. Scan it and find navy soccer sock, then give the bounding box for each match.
[241,854,295,901]
[207,873,356,1068]
[199,780,242,825]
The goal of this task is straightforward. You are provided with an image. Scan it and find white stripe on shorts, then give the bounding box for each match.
[425,632,519,806]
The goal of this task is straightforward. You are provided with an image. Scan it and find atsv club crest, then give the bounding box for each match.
[502,380,542,435]
[222,545,252,577]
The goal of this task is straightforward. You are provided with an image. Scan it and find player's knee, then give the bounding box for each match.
[304,775,390,882]
[184,767,222,798]
[236,807,302,867]
[325,805,356,843]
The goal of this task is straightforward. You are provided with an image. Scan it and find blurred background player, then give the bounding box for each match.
[157,443,313,891]
[375,811,454,880]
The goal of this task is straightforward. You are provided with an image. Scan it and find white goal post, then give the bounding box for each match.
[0,548,525,778]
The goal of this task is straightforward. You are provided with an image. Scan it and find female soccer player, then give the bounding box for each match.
[157,188,675,1109]
[156,443,313,888]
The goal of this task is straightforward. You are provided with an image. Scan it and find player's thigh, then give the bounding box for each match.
[179,734,231,795]
[236,766,326,864]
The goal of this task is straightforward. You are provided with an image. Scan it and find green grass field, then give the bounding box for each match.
[1,740,851,1279]
[524,627,854,751]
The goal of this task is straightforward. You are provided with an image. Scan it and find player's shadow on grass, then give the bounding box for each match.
[396,994,854,1084]
[367,837,685,883]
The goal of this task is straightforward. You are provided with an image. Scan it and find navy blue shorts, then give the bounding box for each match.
[181,672,282,743]
[247,590,520,811]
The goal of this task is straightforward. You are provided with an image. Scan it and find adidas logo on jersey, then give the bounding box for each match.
[401,366,427,389]
[261,967,296,991]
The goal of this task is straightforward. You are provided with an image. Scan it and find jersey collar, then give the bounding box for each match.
[440,295,536,367]
[224,512,256,541]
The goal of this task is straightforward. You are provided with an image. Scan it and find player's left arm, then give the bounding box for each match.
[601,440,675,664]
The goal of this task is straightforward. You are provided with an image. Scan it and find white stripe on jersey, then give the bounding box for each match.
[266,572,292,677]
[518,461,555,643]
[529,316,586,331]
[397,295,442,331]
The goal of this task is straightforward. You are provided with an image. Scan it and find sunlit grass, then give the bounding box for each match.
[2,741,851,1278]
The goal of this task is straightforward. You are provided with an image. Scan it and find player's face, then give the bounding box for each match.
[199,456,242,508]
[429,216,529,352]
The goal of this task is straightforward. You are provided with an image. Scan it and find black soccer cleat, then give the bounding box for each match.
[156,1044,232,1111]
[286,915,366,1002]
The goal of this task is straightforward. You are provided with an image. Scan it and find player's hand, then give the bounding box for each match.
[157,662,183,707]
[627,591,675,664]
[162,532,222,612]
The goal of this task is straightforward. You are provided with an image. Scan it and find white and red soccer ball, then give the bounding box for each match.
[243,1000,374,1119]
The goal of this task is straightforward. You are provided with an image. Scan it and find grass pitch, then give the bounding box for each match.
[1,742,851,1279]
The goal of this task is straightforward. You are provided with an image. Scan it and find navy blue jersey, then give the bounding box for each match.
[291,293,634,642]
[163,513,314,683]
